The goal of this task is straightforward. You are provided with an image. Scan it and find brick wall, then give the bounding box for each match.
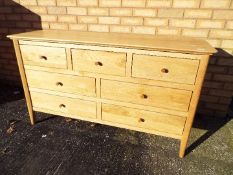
[0,0,232,118]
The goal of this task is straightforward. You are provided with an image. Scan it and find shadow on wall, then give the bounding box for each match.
[0,0,42,83]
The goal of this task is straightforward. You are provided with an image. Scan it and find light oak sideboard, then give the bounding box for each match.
[8,30,216,158]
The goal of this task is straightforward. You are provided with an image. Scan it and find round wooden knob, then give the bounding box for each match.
[95,61,103,66]
[40,56,47,60]
[139,118,145,123]
[161,68,169,73]
[59,104,66,108]
[56,82,63,86]
[141,94,148,99]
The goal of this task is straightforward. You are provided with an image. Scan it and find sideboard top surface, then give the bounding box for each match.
[8,30,216,54]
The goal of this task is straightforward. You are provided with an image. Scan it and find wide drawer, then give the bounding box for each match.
[72,49,127,76]
[102,104,186,135]
[26,70,96,97]
[20,44,67,68]
[132,54,199,84]
[31,92,97,119]
[101,80,192,111]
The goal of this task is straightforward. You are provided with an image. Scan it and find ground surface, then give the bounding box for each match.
[0,83,232,175]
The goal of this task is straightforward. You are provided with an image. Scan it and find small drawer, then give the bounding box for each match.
[132,54,199,84]
[102,104,186,135]
[26,70,96,97]
[101,80,192,111]
[31,92,96,119]
[20,45,67,68]
[72,49,127,76]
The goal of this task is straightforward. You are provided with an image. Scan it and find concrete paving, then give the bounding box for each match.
[0,84,232,175]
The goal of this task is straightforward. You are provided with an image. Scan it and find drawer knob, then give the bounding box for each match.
[59,104,66,108]
[56,82,63,87]
[141,94,148,99]
[139,118,145,123]
[161,68,169,73]
[95,61,103,66]
[40,56,47,60]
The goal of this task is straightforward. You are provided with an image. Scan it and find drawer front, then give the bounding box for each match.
[31,92,96,119]
[101,80,192,111]
[26,70,96,97]
[20,45,67,68]
[132,54,199,84]
[102,104,186,135]
[72,49,127,76]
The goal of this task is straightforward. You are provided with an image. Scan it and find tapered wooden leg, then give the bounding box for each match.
[179,135,189,158]
[13,39,36,125]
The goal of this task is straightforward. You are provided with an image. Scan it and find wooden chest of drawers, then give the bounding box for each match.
[8,30,216,158]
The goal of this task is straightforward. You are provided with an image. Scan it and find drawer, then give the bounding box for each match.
[31,92,96,119]
[102,104,186,135]
[72,49,127,76]
[132,54,199,84]
[101,80,192,111]
[26,70,96,97]
[20,45,67,68]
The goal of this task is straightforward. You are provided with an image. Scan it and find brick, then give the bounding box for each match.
[88,24,109,32]
[221,40,233,49]
[200,95,219,103]
[206,39,221,48]
[226,21,233,29]
[67,7,87,15]
[22,15,40,21]
[33,22,49,29]
[79,0,98,7]
[4,0,20,5]
[201,0,231,9]
[207,65,228,73]
[209,30,233,39]
[6,14,21,21]
[50,23,68,30]
[209,89,233,97]
[213,10,233,19]
[144,18,168,26]
[219,97,232,105]
[0,7,12,13]
[110,25,131,33]
[121,17,143,25]
[88,8,109,16]
[213,74,233,82]
[184,9,212,18]
[158,9,184,18]
[205,103,229,111]
[196,20,224,29]
[16,21,31,28]
[99,17,120,24]
[28,7,47,14]
[122,0,146,7]
[57,0,76,6]
[20,0,37,5]
[110,8,132,16]
[69,24,87,31]
[78,16,98,23]
[169,19,196,28]
[217,58,233,66]
[197,108,215,116]
[58,15,77,23]
[133,9,156,17]
[224,83,233,90]
[47,7,66,15]
[173,0,200,8]
[147,0,172,8]
[37,0,56,6]
[40,15,57,22]
[132,26,155,35]
[157,28,180,35]
[214,111,228,118]
[99,0,121,7]
[182,29,209,38]
[203,81,224,89]
[13,7,29,13]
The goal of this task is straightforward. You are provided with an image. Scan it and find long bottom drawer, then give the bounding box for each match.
[102,104,186,135]
[30,92,97,119]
